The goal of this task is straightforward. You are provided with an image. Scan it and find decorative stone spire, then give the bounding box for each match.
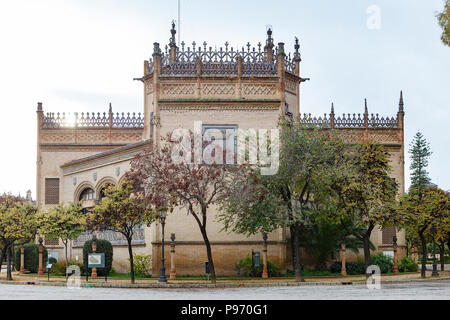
[364,98,368,114]
[399,90,404,113]
[293,37,301,62]
[331,102,335,115]
[265,28,274,50]
[169,20,177,48]
[109,102,112,114]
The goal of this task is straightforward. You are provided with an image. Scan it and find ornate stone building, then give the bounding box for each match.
[36,25,406,274]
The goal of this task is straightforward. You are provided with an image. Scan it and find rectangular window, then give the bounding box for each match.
[382,226,397,245]
[45,178,60,205]
[202,124,238,164]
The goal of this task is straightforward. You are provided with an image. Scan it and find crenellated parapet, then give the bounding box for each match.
[42,111,144,129]
[299,98,402,130]
[37,103,145,146]
[146,28,301,78]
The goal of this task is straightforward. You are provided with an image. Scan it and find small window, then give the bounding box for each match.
[45,178,60,205]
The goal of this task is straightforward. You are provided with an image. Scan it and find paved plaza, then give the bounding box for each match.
[0,281,448,300]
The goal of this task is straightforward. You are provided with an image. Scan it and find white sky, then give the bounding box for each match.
[0,0,449,197]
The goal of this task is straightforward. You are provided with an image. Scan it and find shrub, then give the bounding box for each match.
[398,257,418,273]
[14,244,48,273]
[370,252,394,274]
[51,261,85,275]
[330,261,366,275]
[131,254,152,277]
[82,239,113,276]
[235,254,281,277]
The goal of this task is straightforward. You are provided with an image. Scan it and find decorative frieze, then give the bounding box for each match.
[160,83,196,97]
[160,103,279,112]
[285,80,298,94]
[242,84,277,97]
[73,228,145,247]
[201,84,236,97]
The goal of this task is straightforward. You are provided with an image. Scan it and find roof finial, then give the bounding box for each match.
[399,90,404,113]
[170,20,177,47]
[364,98,368,114]
[294,37,301,62]
[265,27,274,50]
[109,102,112,113]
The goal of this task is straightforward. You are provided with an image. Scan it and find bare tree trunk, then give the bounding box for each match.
[6,246,12,281]
[363,225,374,279]
[200,227,216,284]
[127,238,135,284]
[0,247,5,274]
[290,223,304,282]
[440,241,445,272]
[65,241,69,280]
[420,235,427,279]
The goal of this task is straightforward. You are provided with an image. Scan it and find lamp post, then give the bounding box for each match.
[262,233,268,279]
[38,238,44,276]
[170,233,176,280]
[91,235,98,279]
[431,222,439,277]
[159,208,168,283]
[393,236,399,275]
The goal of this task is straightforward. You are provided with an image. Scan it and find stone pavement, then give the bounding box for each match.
[0,281,449,300]
[0,271,449,289]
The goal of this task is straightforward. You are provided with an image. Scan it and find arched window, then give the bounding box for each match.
[99,184,113,201]
[79,188,95,201]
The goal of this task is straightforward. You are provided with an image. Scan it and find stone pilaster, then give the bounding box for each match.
[277,42,286,117]
[152,43,162,147]
[36,103,43,207]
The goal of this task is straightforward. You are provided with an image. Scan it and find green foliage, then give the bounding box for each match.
[82,239,113,276]
[0,195,40,246]
[48,257,57,264]
[38,202,86,247]
[398,257,418,273]
[14,244,48,273]
[437,0,450,46]
[234,255,281,277]
[131,253,152,277]
[370,253,394,274]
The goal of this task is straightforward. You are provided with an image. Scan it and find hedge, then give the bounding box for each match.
[14,244,48,273]
[82,239,113,276]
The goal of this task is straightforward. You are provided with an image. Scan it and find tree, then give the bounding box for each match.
[332,143,399,276]
[0,194,39,280]
[87,180,155,284]
[409,132,432,194]
[437,0,450,47]
[219,122,347,281]
[38,202,86,276]
[130,133,232,284]
[398,186,450,278]
[299,216,373,271]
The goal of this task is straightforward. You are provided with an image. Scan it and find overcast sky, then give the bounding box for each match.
[0,0,449,197]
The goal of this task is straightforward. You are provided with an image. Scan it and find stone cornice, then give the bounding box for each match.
[61,139,151,174]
